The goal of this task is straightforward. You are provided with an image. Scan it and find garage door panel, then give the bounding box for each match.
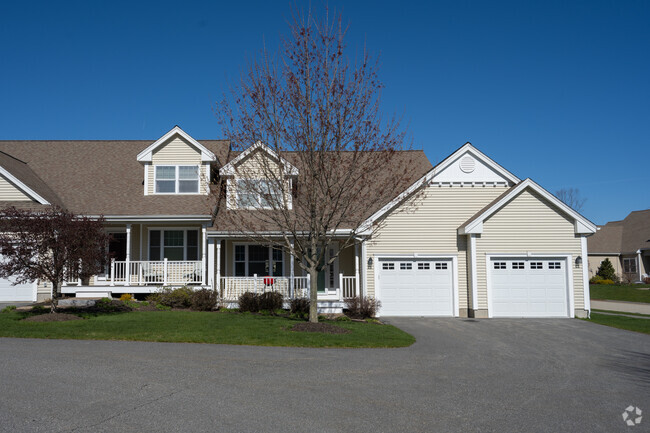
[490,258,568,317]
[379,259,453,316]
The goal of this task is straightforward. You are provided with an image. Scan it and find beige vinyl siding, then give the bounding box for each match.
[226,150,291,209]
[0,174,32,201]
[475,189,584,311]
[148,136,206,194]
[366,185,509,310]
[588,255,621,279]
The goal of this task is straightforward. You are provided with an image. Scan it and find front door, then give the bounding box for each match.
[109,233,127,262]
[317,243,339,292]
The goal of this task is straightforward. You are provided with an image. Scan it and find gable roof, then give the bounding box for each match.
[219,142,299,176]
[137,126,218,162]
[358,142,519,231]
[589,209,650,254]
[0,151,62,206]
[0,139,229,216]
[457,178,598,235]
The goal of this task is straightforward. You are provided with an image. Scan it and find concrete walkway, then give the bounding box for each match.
[591,300,650,315]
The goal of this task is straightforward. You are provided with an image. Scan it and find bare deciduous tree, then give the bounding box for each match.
[555,188,586,212]
[0,206,109,311]
[215,8,420,322]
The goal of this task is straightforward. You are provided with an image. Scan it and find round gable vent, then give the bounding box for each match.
[459,156,476,173]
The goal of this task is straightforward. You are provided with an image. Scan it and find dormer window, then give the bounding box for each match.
[236,179,281,209]
[155,165,199,194]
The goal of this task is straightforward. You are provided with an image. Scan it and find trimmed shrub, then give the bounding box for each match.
[259,292,283,311]
[344,296,381,319]
[589,275,603,284]
[147,287,193,308]
[598,279,615,285]
[190,288,218,311]
[290,297,310,319]
[239,292,260,313]
[91,298,132,313]
[119,293,133,301]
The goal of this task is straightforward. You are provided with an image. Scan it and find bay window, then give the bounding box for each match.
[155,165,200,194]
[149,229,199,261]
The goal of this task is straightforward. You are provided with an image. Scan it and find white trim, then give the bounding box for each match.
[374,254,459,317]
[206,229,354,238]
[358,143,520,231]
[639,252,643,282]
[361,239,367,298]
[94,215,212,222]
[137,126,216,162]
[469,234,479,311]
[143,163,149,196]
[459,178,597,235]
[485,254,574,318]
[219,141,298,176]
[581,236,590,314]
[0,166,50,205]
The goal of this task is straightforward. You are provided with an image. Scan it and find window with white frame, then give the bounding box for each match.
[234,245,284,277]
[149,229,199,261]
[236,179,282,208]
[155,165,200,194]
[623,257,637,273]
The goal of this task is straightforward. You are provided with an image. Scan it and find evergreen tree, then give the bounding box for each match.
[596,258,617,281]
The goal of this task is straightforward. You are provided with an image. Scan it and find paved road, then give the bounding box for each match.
[592,299,650,315]
[0,318,648,433]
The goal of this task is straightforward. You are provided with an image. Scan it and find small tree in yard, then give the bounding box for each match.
[596,258,617,282]
[215,8,418,322]
[0,206,109,311]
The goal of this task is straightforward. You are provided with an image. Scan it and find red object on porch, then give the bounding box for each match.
[264,277,274,286]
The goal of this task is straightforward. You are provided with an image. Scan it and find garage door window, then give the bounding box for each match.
[549,262,562,269]
[494,262,506,269]
[530,262,543,269]
[418,262,430,270]
[382,262,395,270]
[400,262,412,270]
[435,263,448,270]
[512,262,525,269]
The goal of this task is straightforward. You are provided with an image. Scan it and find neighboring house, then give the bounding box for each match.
[0,126,597,318]
[588,209,650,283]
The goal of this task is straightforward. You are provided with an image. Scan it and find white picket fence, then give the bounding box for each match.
[219,274,357,301]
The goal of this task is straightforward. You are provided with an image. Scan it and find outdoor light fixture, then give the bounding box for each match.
[575,256,582,267]
[367,257,373,268]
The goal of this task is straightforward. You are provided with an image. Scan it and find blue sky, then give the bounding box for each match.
[0,0,648,225]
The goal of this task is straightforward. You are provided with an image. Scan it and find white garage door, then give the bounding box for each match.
[0,276,35,302]
[490,258,568,317]
[378,259,453,316]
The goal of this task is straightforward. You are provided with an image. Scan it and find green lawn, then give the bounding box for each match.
[590,284,650,303]
[0,311,415,348]
[583,312,650,335]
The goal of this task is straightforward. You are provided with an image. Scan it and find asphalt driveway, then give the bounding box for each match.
[0,318,648,432]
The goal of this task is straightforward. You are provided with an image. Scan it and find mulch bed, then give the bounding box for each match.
[23,313,83,322]
[291,322,351,334]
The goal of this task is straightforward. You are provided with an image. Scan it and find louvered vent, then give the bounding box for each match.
[459,156,476,173]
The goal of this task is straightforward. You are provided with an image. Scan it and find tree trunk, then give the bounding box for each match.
[308,268,319,323]
[51,280,61,313]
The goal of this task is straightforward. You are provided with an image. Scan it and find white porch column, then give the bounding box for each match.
[125,224,131,286]
[581,236,591,314]
[139,224,143,261]
[207,238,215,290]
[201,225,207,286]
[354,241,360,297]
[638,251,643,283]
[290,240,295,298]
[469,234,478,313]
[215,239,222,293]
[360,239,367,298]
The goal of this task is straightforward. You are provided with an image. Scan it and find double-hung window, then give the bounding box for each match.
[155,165,200,194]
[149,229,199,261]
[623,257,637,274]
[236,179,281,208]
[234,245,284,276]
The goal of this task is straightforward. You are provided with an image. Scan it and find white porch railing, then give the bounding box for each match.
[219,274,356,301]
[110,259,203,286]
